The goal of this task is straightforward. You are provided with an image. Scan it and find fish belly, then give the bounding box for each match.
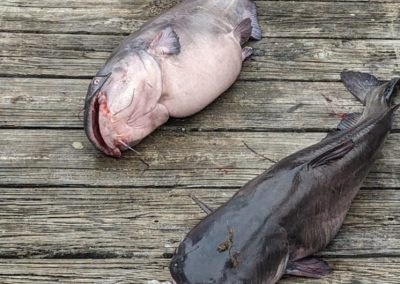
[160,32,243,117]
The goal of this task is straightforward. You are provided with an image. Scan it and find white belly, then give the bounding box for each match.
[160,32,243,118]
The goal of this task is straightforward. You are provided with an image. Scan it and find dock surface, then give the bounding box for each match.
[1,0,400,283]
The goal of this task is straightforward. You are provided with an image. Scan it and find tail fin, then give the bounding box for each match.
[341,71,400,108]
[335,71,400,130]
[245,1,262,40]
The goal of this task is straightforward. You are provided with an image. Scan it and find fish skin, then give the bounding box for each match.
[84,0,261,157]
[169,71,400,284]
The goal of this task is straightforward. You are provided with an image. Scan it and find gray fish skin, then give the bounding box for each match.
[170,71,400,284]
[84,0,261,157]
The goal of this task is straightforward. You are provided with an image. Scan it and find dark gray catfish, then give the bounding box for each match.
[84,0,261,157]
[170,71,400,284]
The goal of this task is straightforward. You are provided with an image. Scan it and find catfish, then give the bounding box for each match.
[170,71,400,284]
[84,0,261,157]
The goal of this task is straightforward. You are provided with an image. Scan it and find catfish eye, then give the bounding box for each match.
[93,78,100,85]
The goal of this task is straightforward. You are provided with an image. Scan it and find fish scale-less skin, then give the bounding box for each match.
[123,0,250,116]
[84,0,259,157]
[170,73,399,283]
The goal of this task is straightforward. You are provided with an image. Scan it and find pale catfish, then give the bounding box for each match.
[84,0,261,157]
[169,71,400,283]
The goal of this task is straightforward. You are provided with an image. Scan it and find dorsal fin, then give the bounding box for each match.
[340,71,382,105]
[308,140,354,169]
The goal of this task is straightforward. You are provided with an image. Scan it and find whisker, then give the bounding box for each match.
[118,140,150,170]
[118,140,141,155]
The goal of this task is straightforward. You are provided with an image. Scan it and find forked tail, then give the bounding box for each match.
[341,71,400,112]
[337,71,400,130]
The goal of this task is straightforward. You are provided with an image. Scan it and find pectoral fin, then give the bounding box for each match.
[149,26,181,56]
[190,194,213,215]
[308,140,354,168]
[285,257,331,278]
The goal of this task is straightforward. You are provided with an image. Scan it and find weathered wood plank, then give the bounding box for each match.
[2,32,400,80]
[0,187,398,259]
[2,78,400,130]
[1,1,399,39]
[3,0,397,7]
[0,257,399,283]
[1,0,399,282]
[0,130,399,188]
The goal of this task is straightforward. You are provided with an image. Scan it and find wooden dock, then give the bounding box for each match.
[1,0,400,283]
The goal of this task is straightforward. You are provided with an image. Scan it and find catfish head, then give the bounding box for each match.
[84,50,169,157]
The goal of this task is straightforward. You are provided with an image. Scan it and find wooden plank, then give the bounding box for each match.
[0,130,399,188]
[0,1,151,34]
[261,1,400,39]
[0,257,398,283]
[1,1,399,39]
[2,32,400,80]
[281,258,400,284]
[0,78,369,129]
[1,0,398,283]
[0,187,398,259]
[3,78,400,130]
[2,0,397,7]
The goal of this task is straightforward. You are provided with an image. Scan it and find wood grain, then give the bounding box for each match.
[0,187,398,259]
[1,1,399,39]
[2,32,400,79]
[0,257,398,283]
[1,0,400,283]
[2,78,400,130]
[0,130,399,188]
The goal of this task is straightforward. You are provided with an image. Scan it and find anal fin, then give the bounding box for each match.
[337,112,362,130]
[309,140,354,168]
[322,112,362,141]
[285,257,331,278]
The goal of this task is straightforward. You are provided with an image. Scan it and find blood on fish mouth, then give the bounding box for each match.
[87,93,121,158]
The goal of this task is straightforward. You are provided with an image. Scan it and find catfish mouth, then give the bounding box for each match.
[85,93,122,158]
